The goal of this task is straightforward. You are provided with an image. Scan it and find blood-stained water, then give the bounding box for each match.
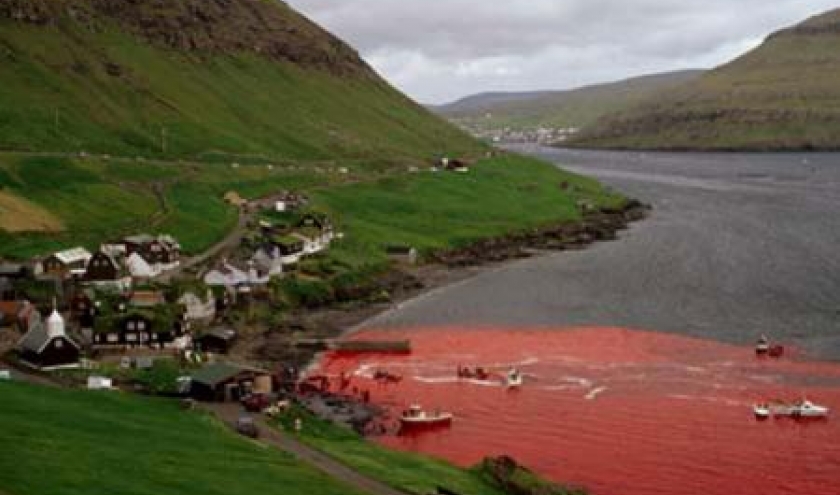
[313,327,840,495]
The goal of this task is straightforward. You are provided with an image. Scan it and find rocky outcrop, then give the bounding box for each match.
[433,200,649,267]
[478,456,586,495]
[0,0,372,75]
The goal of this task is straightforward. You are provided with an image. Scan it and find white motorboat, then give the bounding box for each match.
[399,405,453,429]
[754,400,829,419]
[506,368,523,388]
[791,400,830,418]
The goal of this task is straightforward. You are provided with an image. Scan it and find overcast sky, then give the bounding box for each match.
[286,1,839,104]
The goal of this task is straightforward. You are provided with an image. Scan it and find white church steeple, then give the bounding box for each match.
[46,298,66,339]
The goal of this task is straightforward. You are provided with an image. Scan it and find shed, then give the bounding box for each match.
[195,327,238,354]
[190,362,271,402]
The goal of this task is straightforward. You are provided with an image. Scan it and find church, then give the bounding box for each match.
[17,304,81,370]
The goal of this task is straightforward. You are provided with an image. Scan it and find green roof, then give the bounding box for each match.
[190,363,251,387]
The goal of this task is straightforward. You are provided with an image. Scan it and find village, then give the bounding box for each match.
[0,159,476,432]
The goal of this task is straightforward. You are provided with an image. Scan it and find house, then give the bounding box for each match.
[123,234,181,273]
[291,229,330,256]
[178,290,216,323]
[83,250,131,291]
[292,213,335,255]
[189,362,271,402]
[41,247,92,279]
[195,327,238,354]
[17,307,80,369]
[126,252,159,279]
[92,310,181,349]
[203,262,269,292]
[251,247,284,277]
[0,263,29,281]
[386,245,419,265]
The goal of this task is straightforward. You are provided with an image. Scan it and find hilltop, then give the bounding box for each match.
[0,0,477,160]
[436,70,703,133]
[571,9,840,150]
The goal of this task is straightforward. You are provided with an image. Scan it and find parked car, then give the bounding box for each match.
[241,392,275,412]
[235,415,259,438]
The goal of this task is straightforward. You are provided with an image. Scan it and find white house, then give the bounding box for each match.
[178,290,216,322]
[291,231,331,255]
[203,262,268,292]
[126,252,160,279]
[251,247,285,278]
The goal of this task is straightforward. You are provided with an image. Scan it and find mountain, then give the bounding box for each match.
[0,0,477,160]
[571,9,840,150]
[435,70,704,131]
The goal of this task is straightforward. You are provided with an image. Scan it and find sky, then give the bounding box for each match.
[286,0,840,104]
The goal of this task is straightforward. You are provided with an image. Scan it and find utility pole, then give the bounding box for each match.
[54,108,59,132]
[161,126,167,155]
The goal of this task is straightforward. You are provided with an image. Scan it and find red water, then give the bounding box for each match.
[313,327,840,495]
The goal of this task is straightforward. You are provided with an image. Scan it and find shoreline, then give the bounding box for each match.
[255,199,650,371]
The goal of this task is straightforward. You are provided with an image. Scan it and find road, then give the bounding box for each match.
[207,403,409,495]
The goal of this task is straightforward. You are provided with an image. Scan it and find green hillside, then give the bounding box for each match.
[436,71,703,131]
[0,381,361,495]
[0,0,477,160]
[571,9,840,150]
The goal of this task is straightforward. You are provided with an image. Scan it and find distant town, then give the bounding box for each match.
[451,119,580,146]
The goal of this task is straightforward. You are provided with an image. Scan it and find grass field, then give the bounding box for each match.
[0,152,624,271]
[275,405,508,495]
[311,154,626,269]
[0,189,63,232]
[274,405,581,495]
[0,381,363,495]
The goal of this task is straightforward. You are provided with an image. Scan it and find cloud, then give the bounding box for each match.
[288,0,839,103]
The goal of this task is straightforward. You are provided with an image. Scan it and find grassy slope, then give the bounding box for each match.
[0,20,476,161]
[572,10,840,150]
[274,406,504,495]
[437,71,703,131]
[0,0,623,266]
[274,405,583,495]
[311,154,625,269]
[0,381,363,495]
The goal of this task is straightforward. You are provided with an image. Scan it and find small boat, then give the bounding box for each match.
[790,400,830,418]
[753,404,771,419]
[399,405,453,429]
[755,335,770,355]
[505,368,523,388]
[753,400,829,420]
[457,366,490,381]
